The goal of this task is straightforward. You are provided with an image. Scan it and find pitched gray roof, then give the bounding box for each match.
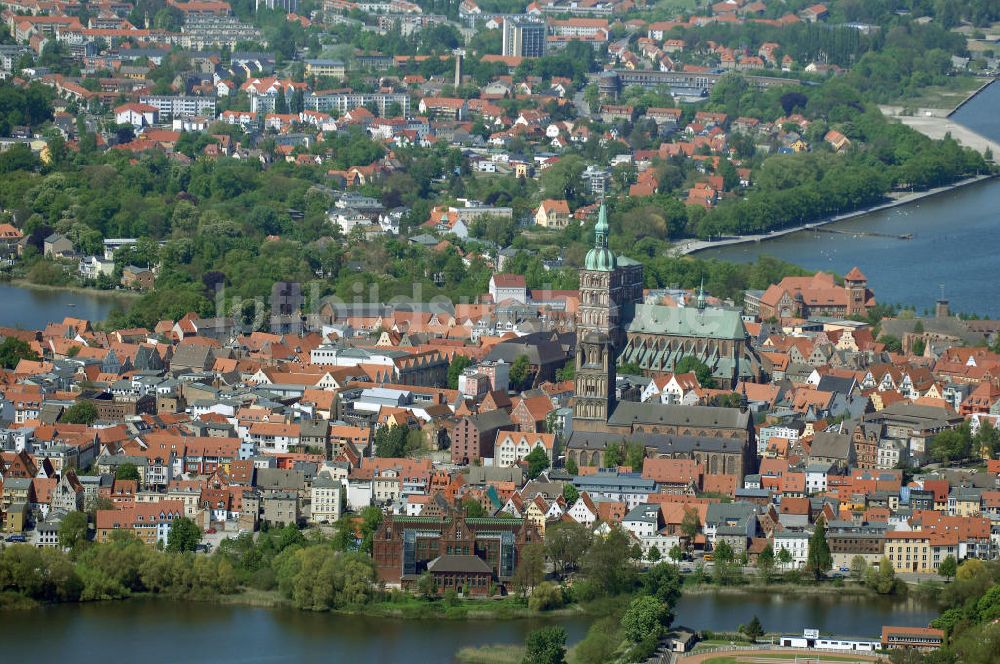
[809,432,852,461]
[608,402,751,430]
[566,430,748,455]
[255,468,306,491]
[170,344,215,371]
[466,408,513,432]
[427,554,493,574]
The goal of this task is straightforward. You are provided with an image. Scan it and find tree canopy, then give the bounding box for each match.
[0,337,39,369]
[166,517,202,553]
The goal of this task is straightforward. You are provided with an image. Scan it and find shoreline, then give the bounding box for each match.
[947,76,997,117]
[2,278,141,300]
[676,173,998,257]
[680,582,878,597]
[4,580,912,615]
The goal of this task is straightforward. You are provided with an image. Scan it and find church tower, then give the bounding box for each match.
[844,266,868,317]
[574,204,619,425]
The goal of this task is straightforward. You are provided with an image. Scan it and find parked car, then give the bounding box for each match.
[6,534,26,542]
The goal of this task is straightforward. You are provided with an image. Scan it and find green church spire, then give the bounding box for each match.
[585,203,616,272]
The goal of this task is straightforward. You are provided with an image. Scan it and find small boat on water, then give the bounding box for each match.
[66,303,76,307]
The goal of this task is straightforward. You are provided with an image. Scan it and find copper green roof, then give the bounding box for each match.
[585,203,616,272]
[466,517,526,526]
[627,303,746,340]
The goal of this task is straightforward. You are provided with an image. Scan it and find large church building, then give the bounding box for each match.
[566,205,757,477]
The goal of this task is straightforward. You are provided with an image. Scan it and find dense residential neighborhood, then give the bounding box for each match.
[2,216,1000,655]
[0,0,999,661]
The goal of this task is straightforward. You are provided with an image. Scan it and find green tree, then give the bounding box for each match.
[461,496,486,518]
[879,335,903,353]
[555,361,575,381]
[512,542,545,595]
[61,401,98,425]
[539,154,586,204]
[447,354,472,389]
[930,425,973,463]
[470,214,518,248]
[166,517,201,553]
[522,626,566,664]
[374,425,412,458]
[850,555,868,582]
[565,457,578,476]
[974,420,1000,459]
[510,354,531,389]
[673,355,716,388]
[603,442,624,468]
[562,483,579,505]
[647,545,662,563]
[740,615,765,642]
[641,562,682,609]
[545,521,592,578]
[618,361,643,375]
[756,543,776,583]
[0,337,40,368]
[332,517,358,551]
[718,158,739,191]
[806,518,833,580]
[573,618,618,664]
[621,594,667,643]
[58,511,90,550]
[625,441,646,472]
[712,539,741,586]
[115,463,141,482]
[358,506,383,554]
[911,338,926,356]
[524,446,550,479]
[777,547,793,569]
[582,526,638,596]
[865,557,898,595]
[416,571,437,599]
[668,545,684,563]
[714,540,734,564]
[680,507,700,544]
[528,581,565,611]
[939,555,958,581]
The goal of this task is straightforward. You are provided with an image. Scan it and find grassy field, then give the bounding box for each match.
[892,77,985,110]
[650,0,699,16]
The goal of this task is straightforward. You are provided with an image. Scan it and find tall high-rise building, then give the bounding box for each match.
[502,16,546,58]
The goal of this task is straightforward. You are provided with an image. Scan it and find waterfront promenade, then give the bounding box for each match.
[673,173,997,256]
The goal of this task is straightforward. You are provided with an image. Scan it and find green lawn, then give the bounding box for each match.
[892,77,984,110]
[649,0,699,16]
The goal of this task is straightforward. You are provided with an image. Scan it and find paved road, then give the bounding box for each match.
[573,89,593,120]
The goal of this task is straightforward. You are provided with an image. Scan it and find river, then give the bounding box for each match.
[0,282,131,329]
[0,593,938,663]
[698,79,1000,318]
